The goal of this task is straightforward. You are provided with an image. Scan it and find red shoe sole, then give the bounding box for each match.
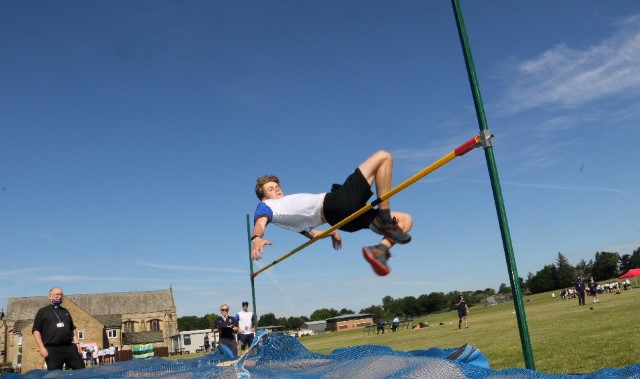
[362,247,390,276]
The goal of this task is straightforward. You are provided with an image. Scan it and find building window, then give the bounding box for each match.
[338,325,348,330]
[107,329,118,339]
[124,321,135,333]
[78,330,85,340]
[149,319,161,332]
[183,334,191,345]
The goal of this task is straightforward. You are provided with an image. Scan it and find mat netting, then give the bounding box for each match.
[3,331,639,378]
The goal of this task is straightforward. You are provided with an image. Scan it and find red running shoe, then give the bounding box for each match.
[362,245,391,276]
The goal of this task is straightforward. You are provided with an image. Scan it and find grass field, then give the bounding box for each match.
[296,289,639,374]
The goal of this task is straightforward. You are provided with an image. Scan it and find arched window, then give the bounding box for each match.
[123,321,136,333]
[148,319,161,332]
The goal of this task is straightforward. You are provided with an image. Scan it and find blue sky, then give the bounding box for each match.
[2,1,639,319]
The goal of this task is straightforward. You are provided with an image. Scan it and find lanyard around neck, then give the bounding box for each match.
[51,306,63,323]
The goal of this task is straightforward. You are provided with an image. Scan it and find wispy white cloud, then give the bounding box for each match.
[454,178,634,196]
[253,262,296,311]
[500,14,640,114]
[501,180,633,196]
[565,239,640,262]
[136,261,244,274]
[0,268,49,278]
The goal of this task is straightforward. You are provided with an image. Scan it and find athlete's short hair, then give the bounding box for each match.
[255,175,280,200]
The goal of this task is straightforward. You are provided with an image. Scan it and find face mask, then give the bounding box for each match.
[52,299,63,307]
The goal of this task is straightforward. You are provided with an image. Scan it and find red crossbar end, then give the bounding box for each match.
[454,136,482,156]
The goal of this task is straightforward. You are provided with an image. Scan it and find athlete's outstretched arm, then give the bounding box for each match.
[251,216,272,260]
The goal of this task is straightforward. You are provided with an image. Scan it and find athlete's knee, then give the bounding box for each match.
[373,150,392,166]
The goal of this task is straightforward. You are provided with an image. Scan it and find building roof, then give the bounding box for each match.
[122,331,164,345]
[301,320,326,325]
[93,314,123,328]
[11,319,33,333]
[5,289,175,321]
[169,329,210,337]
[325,313,373,323]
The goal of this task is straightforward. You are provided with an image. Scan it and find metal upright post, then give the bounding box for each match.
[451,0,535,369]
[246,214,258,322]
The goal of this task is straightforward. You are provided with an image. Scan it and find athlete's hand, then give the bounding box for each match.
[331,231,342,250]
[251,237,272,260]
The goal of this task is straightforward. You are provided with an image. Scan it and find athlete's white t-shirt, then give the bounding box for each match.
[254,193,325,233]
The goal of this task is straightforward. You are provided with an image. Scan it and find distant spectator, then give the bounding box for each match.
[576,277,586,306]
[455,295,469,329]
[589,276,600,304]
[376,319,386,334]
[204,335,211,352]
[235,301,256,355]
[85,349,92,366]
[391,316,400,332]
[214,304,239,357]
[109,344,116,363]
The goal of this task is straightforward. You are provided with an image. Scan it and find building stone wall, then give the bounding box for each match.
[326,316,373,332]
[2,289,177,373]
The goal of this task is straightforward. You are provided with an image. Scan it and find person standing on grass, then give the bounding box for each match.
[235,301,256,355]
[589,276,600,304]
[376,319,386,334]
[455,295,469,329]
[214,304,239,357]
[576,277,586,306]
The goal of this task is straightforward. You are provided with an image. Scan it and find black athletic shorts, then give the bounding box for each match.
[323,168,377,232]
[238,333,254,349]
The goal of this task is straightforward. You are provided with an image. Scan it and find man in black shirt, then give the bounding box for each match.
[32,287,85,370]
[213,303,239,357]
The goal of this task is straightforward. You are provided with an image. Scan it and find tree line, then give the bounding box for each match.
[178,246,640,332]
[524,246,640,294]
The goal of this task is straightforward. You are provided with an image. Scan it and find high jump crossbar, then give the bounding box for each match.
[251,134,486,278]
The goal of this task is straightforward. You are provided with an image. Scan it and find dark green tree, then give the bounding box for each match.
[555,253,575,289]
[498,282,512,294]
[285,316,306,330]
[398,296,421,318]
[177,314,213,331]
[177,315,199,331]
[310,308,339,321]
[620,254,632,273]
[257,312,278,326]
[527,265,555,294]
[575,259,591,278]
[419,292,448,314]
[591,251,620,280]
[628,247,640,269]
[381,296,401,317]
[360,305,384,321]
[483,288,497,297]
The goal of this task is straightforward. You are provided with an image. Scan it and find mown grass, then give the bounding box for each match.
[298,289,640,374]
[170,289,639,374]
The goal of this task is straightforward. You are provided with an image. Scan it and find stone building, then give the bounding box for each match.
[1,288,177,373]
[325,314,373,332]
